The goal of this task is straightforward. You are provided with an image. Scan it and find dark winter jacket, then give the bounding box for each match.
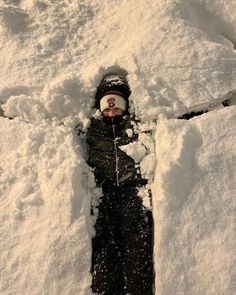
[86,116,147,189]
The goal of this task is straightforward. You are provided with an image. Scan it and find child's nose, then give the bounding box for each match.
[107,109,116,117]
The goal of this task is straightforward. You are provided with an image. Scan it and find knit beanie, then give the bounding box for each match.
[95,74,131,110]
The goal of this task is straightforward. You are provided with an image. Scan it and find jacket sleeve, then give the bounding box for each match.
[86,121,117,185]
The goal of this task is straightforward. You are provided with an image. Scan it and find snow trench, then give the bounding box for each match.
[0,74,235,295]
[1,0,236,294]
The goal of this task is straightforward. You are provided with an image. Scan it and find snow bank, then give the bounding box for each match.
[0,118,96,294]
[0,0,236,294]
[153,106,236,294]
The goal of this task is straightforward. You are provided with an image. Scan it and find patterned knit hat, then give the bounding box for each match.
[95,74,131,110]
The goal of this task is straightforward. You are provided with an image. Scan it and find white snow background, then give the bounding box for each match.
[0,0,236,294]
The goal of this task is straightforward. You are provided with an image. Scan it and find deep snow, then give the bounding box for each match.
[0,0,236,294]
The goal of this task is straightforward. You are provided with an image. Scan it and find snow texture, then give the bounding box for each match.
[152,107,236,294]
[0,0,236,294]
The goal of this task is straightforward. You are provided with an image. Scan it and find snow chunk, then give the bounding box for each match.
[137,184,152,210]
[126,128,133,137]
[140,153,156,181]
[120,141,146,163]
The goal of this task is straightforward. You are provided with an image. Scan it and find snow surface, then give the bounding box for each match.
[0,0,236,294]
[153,107,236,294]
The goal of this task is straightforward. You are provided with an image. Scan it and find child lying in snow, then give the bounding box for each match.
[86,73,154,295]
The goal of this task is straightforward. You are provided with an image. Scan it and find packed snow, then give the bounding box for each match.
[153,107,236,294]
[0,0,236,294]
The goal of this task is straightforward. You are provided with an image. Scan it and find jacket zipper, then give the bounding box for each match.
[112,122,120,187]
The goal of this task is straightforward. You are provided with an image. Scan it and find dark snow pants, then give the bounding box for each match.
[91,186,154,295]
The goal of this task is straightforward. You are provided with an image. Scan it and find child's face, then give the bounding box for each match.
[102,107,124,117]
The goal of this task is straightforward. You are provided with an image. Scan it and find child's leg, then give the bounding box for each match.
[91,191,124,295]
[120,187,154,295]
